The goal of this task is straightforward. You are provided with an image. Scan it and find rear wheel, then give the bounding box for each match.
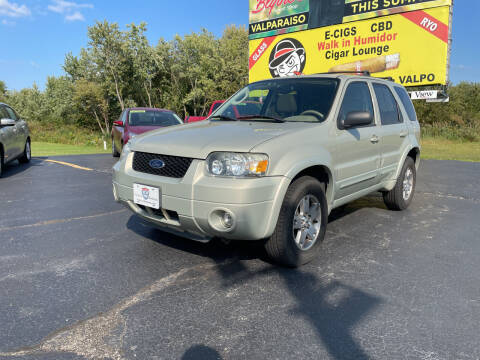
[18,139,31,164]
[265,176,328,267]
[0,148,3,178]
[112,138,120,157]
[383,157,416,211]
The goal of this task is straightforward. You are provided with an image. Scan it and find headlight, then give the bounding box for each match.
[120,142,131,160]
[206,152,269,177]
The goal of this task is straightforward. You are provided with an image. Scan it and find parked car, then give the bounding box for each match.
[112,108,183,157]
[185,100,264,123]
[112,74,420,267]
[185,100,225,123]
[0,103,31,177]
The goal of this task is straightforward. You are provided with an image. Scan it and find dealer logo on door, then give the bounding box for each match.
[269,38,306,78]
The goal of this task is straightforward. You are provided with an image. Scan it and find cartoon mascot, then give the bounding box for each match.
[269,38,306,78]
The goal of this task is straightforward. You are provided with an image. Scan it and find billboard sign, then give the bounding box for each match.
[249,5,452,86]
[249,0,452,40]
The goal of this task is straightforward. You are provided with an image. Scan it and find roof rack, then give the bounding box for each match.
[379,76,395,82]
[317,71,371,76]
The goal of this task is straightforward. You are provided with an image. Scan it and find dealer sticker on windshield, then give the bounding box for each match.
[133,184,160,209]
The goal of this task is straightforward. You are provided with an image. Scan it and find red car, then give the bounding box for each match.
[112,108,183,157]
[185,100,264,123]
[185,100,225,123]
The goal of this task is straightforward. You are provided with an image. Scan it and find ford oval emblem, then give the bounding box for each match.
[149,159,165,169]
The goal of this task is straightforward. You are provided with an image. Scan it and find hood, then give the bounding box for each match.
[130,120,306,159]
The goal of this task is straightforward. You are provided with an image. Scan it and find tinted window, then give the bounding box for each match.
[4,106,18,121]
[373,84,401,125]
[394,87,418,122]
[338,82,374,128]
[129,110,182,127]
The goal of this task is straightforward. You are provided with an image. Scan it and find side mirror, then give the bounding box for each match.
[342,111,373,129]
[113,120,123,127]
[0,118,15,127]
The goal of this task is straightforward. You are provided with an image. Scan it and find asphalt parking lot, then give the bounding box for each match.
[0,155,479,360]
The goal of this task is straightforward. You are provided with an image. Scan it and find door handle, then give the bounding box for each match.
[400,131,408,138]
[370,135,379,144]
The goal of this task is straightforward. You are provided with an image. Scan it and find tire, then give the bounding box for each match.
[112,138,120,157]
[265,176,328,267]
[383,157,416,211]
[0,149,3,178]
[18,139,31,164]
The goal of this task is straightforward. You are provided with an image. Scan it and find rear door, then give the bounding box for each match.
[394,86,421,142]
[372,83,409,182]
[333,80,381,200]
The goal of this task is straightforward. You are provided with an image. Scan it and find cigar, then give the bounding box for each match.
[329,53,400,73]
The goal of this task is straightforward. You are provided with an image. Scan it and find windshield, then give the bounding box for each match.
[129,110,182,126]
[211,78,339,123]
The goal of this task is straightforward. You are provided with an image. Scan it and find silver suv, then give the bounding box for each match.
[0,103,31,177]
[113,75,420,267]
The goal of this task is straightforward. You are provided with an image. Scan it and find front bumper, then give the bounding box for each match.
[112,153,289,241]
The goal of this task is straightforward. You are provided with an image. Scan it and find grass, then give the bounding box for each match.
[421,137,480,162]
[32,142,110,157]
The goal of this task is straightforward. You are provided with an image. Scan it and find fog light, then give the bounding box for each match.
[222,212,234,228]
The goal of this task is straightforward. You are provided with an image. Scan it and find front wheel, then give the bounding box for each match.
[383,157,416,211]
[18,140,31,164]
[112,138,120,157]
[265,176,328,267]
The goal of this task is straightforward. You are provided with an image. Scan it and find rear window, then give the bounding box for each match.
[394,87,418,122]
[373,84,402,126]
[129,110,182,127]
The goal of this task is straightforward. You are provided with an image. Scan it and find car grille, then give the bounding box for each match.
[132,152,193,178]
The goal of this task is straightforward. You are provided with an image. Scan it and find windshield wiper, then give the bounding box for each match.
[237,115,285,123]
[209,115,238,121]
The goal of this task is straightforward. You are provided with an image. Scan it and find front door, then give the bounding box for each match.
[0,105,16,162]
[333,81,381,200]
[4,105,23,158]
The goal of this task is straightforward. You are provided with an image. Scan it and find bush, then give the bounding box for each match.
[28,121,105,147]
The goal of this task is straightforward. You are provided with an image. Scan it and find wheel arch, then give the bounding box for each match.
[407,147,420,169]
[290,165,334,208]
[262,162,335,239]
[385,145,421,192]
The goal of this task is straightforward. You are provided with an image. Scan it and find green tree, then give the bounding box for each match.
[0,80,6,102]
[126,22,158,108]
[44,76,76,125]
[217,25,249,99]
[170,29,222,116]
[6,83,47,122]
[87,21,129,110]
[73,79,111,137]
